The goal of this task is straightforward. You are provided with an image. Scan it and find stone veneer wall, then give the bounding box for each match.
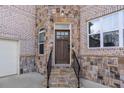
[80,5,124,88]
[20,56,38,74]
[35,6,48,74]
[36,5,80,74]
[0,5,36,73]
[80,56,124,88]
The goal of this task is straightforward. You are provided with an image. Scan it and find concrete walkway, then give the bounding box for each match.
[0,72,45,88]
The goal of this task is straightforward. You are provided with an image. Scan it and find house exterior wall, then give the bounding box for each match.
[36,5,80,74]
[0,5,36,73]
[1,5,124,88]
[80,5,124,88]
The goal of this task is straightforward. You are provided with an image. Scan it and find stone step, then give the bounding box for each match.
[49,83,78,88]
[41,78,80,88]
[42,67,79,88]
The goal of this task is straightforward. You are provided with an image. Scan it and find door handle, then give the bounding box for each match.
[64,45,70,49]
[68,44,70,49]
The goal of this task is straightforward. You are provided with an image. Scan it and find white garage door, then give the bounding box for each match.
[0,39,19,77]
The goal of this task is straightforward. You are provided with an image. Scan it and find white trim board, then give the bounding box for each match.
[53,23,72,67]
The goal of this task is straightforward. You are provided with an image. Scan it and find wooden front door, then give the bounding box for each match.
[55,30,70,64]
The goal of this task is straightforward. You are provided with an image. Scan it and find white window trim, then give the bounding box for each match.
[100,18,103,48]
[38,29,45,55]
[87,10,124,49]
[119,11,124,47]
[53,23,72,67]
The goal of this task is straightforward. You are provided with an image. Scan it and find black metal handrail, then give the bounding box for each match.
[72,50,80,88]
[47,49,53,88]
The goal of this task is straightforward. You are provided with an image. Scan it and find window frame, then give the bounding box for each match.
[38,29,45,55]
[87,10,124,49]
[87,18,101,48]
[103,30,119,47]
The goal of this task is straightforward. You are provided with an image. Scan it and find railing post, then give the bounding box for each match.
[78,79,80,88]
[46,49,53,88]
[72,50,80,88]
[78,68,80,88]
[47,76,49,88]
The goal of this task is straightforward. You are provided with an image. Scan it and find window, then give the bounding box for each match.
[56,31,69,39]
[88,19,101,47]
[123,30,124,46]
[39,29,45,54]
[89,34,100,47]
[89,20,101,34]
[88,11,124,48]
[39,44,44,54]
[102,13,119,32]
[103,31,119,47]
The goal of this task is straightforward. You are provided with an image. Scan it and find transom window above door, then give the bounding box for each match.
[55,24,70,30]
